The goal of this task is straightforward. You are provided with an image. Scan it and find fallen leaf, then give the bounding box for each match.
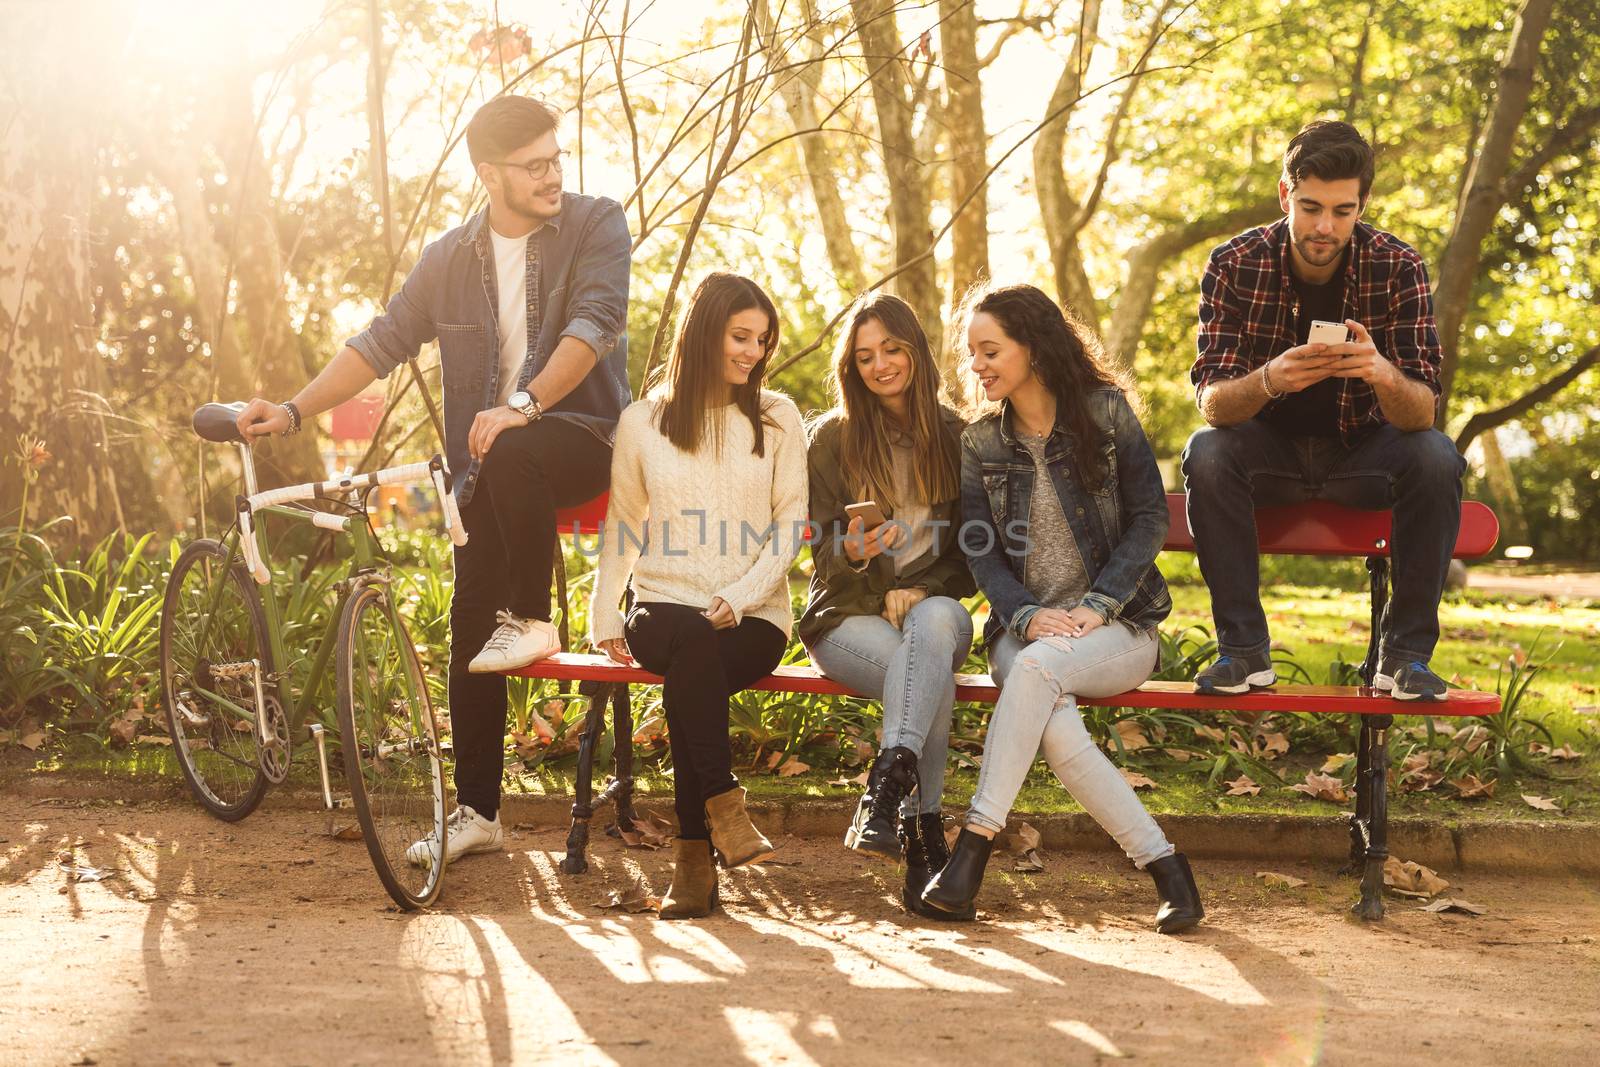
[827,771,870,788]
[617,815,672,850]
[1449,774,1497,800]
[1384,856,1449,898]
[1108,719,1151,752]
[1420,897,1486,916]
[1014,849,1046,873]
[1119,768,1157,790]
[1256,871,1307,889]
[1163,747,1193,762]
[1255,731,1290,760]
[595,874,658,913]
[1290,771,1349,804]
[1012,822,1042,852]
[331,824,364,841]
[57,861,113,883]
[1521,794,1562,812]
[108,715,140,746]
[18,730,45,751]
[763,750,783,771]
[1224,774,1261,796]
[1193,725,1227,743]
[1531,743,1585,761]
[776,757,811,777]
[1456,725,1488,753]
[134,735,174,747]
[1321,752,1356,774]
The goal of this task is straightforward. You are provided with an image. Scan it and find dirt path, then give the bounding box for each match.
[4,796,1598,1067]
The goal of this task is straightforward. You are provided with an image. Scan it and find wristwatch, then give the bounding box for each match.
[507,389,542,423]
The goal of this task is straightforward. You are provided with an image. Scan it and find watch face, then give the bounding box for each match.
[508,391,530,409]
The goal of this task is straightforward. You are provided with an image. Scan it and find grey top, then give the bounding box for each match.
[889,434,935,576]
[1019,434,1089,609]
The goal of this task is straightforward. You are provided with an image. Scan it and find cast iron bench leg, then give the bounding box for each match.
[1352,713,1393,920]
[608,683,639,830]
[1344,719,1373,875]
[562,680,612,874]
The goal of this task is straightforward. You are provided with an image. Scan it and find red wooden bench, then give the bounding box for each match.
[510,492,1501,920]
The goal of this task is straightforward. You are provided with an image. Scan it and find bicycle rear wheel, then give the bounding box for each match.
[336,579,447,909]
[159,538,272,821]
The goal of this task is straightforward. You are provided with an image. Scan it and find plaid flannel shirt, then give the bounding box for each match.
[1191,218,1442,444]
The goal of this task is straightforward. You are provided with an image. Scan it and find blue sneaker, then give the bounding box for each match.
[1194,653,1276,695]
[1374,658,1447,702]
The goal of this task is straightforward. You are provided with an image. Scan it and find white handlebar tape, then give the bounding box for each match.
[432,465,469,547]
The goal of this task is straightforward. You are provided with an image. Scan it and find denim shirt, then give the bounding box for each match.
[959,386,1171,648]
[345,193,633,505]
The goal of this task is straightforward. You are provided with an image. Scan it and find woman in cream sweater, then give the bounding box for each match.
[590,272,808,919]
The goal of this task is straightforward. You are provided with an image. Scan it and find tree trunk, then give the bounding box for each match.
[1433,0,1557,423]
[1032,0,1104,331]
[755,0,866,295]
[940,0,989,300]
[0,5,124,536]
[1476,428,1529,546]
[850,0,943,352]
[1103,195,1284,367]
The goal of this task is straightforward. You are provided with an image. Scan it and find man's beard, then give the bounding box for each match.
[1292,231,1347,267]
[507,183,563,222]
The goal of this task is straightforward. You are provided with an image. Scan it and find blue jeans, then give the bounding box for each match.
[1182,421,1465,663]
[968,625,1173,869]
[804,597,974,816]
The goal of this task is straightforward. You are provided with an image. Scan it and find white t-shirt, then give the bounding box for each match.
[488,226,532,405]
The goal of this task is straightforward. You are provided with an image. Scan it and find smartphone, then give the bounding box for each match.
[845,500,887,528]
[1308,320,1350,347]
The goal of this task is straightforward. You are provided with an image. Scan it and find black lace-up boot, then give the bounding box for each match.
[844,746,919,859]
[901,812,972,921]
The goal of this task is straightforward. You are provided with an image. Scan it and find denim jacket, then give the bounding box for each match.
[959,386,1171,648]
[346,193,633,505]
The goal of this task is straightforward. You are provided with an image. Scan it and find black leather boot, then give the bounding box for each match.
[844,746,919,860]
[919,827,990,918]
[1147,852,1204,934]
[901,813,972,921]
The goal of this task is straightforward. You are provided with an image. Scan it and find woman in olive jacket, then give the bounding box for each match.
[799,292,977,919]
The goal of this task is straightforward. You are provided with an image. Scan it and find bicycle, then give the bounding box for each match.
[159,402,468,909]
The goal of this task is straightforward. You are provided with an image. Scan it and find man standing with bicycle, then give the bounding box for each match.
[235,96,632,865]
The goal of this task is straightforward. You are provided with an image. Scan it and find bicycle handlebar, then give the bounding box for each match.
[237,453,468,584]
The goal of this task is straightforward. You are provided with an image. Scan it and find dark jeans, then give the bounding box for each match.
[451,417,611,819]
[1181,421,1465,664]
[624,602,787,840]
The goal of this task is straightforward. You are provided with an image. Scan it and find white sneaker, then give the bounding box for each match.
[406,804,504,868]
[468,610,561,672]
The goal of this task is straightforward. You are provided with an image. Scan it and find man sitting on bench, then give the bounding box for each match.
[1182,119,1465,701]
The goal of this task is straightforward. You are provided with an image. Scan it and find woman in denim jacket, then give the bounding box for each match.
[920,285,1203,934]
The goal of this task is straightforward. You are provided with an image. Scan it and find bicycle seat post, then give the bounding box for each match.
[235,441,261,497]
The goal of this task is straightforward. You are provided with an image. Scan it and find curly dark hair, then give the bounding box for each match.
[1283,119,1375,201]
[962,284,1128,489]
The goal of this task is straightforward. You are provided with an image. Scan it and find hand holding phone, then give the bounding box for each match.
[845,500,887,528]
[1308,320,1350,347]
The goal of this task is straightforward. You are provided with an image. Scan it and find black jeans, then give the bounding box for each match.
[1181,421,1466,664]
[624,602,787,840]
[451,417,611,819]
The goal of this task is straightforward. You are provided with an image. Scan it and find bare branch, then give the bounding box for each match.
[1453,342,1600,453]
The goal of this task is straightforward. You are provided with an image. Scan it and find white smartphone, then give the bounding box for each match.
[1308,320,1350,347]
[845,500,887,527]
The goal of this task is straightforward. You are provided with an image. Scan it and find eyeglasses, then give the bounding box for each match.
[490,150,568,182]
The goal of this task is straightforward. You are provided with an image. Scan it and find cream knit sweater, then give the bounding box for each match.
[589,391,809,646]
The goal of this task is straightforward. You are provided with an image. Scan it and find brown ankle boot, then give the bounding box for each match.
[659,839,718,920]
[704,786,776,868]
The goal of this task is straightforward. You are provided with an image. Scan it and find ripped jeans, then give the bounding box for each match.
[966,623,1174,869]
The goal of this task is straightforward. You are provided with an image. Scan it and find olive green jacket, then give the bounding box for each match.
[797,408,977,645]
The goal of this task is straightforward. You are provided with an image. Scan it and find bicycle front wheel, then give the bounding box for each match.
[335,579,447,909]
[159,538,272,821]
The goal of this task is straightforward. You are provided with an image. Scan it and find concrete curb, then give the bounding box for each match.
[9,773,1599,875]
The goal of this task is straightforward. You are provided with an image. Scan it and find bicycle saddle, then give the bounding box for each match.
[192,402,248,444]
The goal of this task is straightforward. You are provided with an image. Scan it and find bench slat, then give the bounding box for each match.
[508,654,1500,717]
[558,493,1500,559]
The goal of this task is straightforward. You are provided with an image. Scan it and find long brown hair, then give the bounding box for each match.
[957,283,1130,490]
[651,272,779,456]
[828,292,960,508]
